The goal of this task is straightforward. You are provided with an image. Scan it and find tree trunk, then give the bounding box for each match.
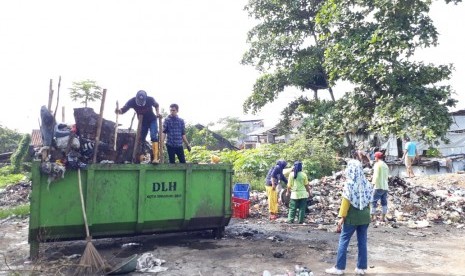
[397,137,403,158]
[328,87,336,101]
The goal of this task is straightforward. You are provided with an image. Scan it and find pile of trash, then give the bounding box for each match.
[36,106,144,183]
[247,171,465,228]
[0,181,30,208]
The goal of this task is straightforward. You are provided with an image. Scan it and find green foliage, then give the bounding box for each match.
[0,165,26,188]
[242,0,333,118]
[233,144,284,178]
[0,174,25,189]
[215,117,245,144]
[0,125,22,153]
[233,174,264,192]
[425,147,441,157]
[242,0,460,152]
[10,134,31,174]
[315,0,457,144]
[281,135,340,180]
[0,204,30,219]
[184,136,340,189]
[185,124,218,150]
[185,146,214,163]
[69,79,102,107]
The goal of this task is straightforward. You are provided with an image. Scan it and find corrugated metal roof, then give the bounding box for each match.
[31,129,42,147]
[449,115,465,132]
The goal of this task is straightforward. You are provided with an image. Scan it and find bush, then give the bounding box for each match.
[233,173,264,192]
[281,135,341,180]
[10,134,31,173]
[184,136,340,187]
[233,144,284,178]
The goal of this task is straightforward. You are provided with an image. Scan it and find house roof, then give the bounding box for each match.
[239,119,263,123]
[31,129,42,147]
[449,114,465,132]
[247,126,278,136]
[194,124,239,150]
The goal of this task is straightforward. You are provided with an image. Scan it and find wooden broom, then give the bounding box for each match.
[75,168,106,275]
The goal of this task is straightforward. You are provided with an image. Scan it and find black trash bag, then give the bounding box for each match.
[67,151,87,169]
[40,106,55,147]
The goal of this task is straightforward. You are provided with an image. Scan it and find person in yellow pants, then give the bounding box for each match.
[265,160,288,220]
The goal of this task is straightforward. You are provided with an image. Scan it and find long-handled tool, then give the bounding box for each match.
[132,115,143,163]
[93,88,107,164]
[114,101,119,151]
[75,168,106,275]
[158,116,164,163]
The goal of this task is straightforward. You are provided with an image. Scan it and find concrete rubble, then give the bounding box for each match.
[247,171,465,229]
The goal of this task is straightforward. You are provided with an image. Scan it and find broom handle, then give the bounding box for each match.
[78,168,91,238]
[158,116,163,163]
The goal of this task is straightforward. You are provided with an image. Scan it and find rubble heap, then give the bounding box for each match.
[0,181,30,208]
[248,173,465,228]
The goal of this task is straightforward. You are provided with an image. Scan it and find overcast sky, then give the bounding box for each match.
[0,1,464,134]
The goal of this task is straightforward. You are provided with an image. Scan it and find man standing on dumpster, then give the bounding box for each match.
[161,103,191,163]
[371,151,389,222]
[116,90,162,163]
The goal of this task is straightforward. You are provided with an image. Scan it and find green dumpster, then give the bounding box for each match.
[28,161,233,258]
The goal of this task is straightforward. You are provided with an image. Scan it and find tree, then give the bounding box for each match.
[215,117,246,144]
[10,134,31,173]
[242,0,461,148]
[241,0,334,118]
[185,124,217,149]
[0,125,22,153]
[316,0,458,143]
[69,79,102,107]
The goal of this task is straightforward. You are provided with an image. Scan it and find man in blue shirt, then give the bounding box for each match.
[162,104,191,163]
[402,137,417,178]
[116,90,162,163]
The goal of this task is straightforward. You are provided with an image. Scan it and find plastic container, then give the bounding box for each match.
[233,183,250,200]
[232,197,250,219]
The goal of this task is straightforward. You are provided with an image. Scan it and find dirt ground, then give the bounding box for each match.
[1,174,465,276]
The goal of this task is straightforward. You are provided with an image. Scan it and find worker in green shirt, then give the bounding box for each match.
[370,151,389,222]
[286,161,310,224]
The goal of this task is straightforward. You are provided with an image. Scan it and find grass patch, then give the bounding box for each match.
[0,204,30,219]
[0,174,25,189]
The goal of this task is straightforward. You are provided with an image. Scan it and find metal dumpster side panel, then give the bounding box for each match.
[29,162,233,257]
[91,170,139,224]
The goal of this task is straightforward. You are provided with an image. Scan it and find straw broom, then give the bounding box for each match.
[75,168,106,275]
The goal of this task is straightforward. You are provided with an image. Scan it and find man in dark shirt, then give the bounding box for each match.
[161,103,191,163]
[116,90,162,163]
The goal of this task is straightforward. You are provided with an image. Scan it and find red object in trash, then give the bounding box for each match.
[232,197,250,219]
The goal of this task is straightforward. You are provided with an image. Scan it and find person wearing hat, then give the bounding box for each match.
[370,151,389,222]
[116,90,162,163]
